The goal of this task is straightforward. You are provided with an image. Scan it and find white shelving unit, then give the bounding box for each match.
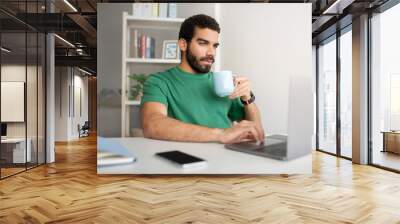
[121,12,184,137]
[125,58,181,64]
[125,100,141,106]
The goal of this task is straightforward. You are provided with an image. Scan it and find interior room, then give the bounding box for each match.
[0,1,399,223]
[98,3,314,174]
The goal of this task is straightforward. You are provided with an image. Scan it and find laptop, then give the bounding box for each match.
[225,75,313,161]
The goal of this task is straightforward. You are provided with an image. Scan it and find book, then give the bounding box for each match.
[142,3,153,18]
[131,29,138,58]
[97,151,136,166]
[140,34,146,58]
[132,4,142,17]
[158,3,168,18]
[168,3,177,18]
[146,36,151,58]
[152,3,159,17]
[150,37,155,58]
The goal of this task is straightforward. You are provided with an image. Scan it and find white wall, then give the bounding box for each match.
[98,3,133,137]
[72,73,89,138]
[55,67,89,141]
[1,65,39,137]
[219,3,312,134]
[55,67,69,141]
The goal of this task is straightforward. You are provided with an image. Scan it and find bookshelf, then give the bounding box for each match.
[126,16,184,29]
[125,100,141,106]
[121,12,184,137]
[125,58,181,64]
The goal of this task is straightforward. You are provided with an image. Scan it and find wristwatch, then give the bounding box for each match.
[240,91,255,105]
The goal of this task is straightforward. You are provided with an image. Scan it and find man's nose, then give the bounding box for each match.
[206,45,216,56]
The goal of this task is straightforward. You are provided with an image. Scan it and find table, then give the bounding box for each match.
[382,131,400,154]
[1,138,31,163]
[97,137,312,174]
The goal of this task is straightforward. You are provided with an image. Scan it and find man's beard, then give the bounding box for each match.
[186,47,214,73]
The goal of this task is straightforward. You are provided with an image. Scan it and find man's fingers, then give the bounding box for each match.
[233,77,248,87]
[234,79,249,88]
[244,127,259,143]
[256,126,264,143]
[231,84,250,95]
[229,88,250,99]
[239,121,264,142]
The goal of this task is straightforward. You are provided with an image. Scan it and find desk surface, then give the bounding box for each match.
[1,138,27,143]
[97,137,311,174]
[381,131,400,134]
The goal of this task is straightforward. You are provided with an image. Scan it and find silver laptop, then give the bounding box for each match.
[225,75,313,161]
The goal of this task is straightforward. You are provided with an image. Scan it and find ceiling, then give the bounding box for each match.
[0,0,394,75]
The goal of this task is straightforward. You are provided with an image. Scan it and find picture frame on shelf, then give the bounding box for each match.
[162,40,180,59]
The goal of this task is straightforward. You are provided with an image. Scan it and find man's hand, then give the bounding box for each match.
[217,120,265,144]
[229,76,251,101]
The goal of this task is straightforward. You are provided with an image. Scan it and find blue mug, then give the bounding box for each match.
[213,71,235,97]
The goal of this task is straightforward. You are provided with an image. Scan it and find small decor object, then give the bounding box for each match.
[162,40,180,59]
[128,73,148,101]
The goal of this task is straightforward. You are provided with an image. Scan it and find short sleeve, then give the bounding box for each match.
[141,75,168,106]
[228,98,245,122]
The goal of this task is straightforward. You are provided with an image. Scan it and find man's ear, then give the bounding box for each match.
[178,38,187,51]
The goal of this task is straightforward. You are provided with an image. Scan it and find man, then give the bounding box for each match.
[141,14,264,144]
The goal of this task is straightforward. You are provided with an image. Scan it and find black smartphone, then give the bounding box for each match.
[155,150,207,169]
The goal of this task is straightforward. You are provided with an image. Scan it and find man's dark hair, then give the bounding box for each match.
[179,14,220,42]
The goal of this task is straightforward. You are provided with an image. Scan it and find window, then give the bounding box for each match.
[318,36,337,155]
[370,2,400,171]
[339,28,352,158]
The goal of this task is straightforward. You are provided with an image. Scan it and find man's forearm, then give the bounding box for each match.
[244,103,263,128]
[143,114,223,142]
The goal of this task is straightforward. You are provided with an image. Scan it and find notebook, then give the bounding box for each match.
[97,151,136,166]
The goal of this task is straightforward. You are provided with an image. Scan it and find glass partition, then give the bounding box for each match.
[317,36,337,155]
[1,31,28,178]
[0,1,46,179]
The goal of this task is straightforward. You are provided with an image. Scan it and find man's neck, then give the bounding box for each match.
[179,62,197,74]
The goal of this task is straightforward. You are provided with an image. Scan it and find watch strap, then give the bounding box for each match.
[241,91,255,105]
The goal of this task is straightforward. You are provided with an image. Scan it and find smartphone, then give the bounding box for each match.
[155,150,207,169]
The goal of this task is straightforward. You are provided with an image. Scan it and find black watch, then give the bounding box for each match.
[240,91,255,105]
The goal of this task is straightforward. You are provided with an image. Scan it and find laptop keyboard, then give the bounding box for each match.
[258,143,287,156]
[225,136,288,159]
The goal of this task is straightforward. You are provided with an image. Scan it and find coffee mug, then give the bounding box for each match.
[213,70,235,97]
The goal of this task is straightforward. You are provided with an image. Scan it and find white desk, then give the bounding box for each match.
[97,137,311,174]
[1,138,31,163]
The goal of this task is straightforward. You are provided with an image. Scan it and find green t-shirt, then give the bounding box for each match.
[141,66,245,129]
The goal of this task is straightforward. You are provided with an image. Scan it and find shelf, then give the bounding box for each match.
[125,100,141,106]
[126,16,184,29]
[126,58,180,64]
